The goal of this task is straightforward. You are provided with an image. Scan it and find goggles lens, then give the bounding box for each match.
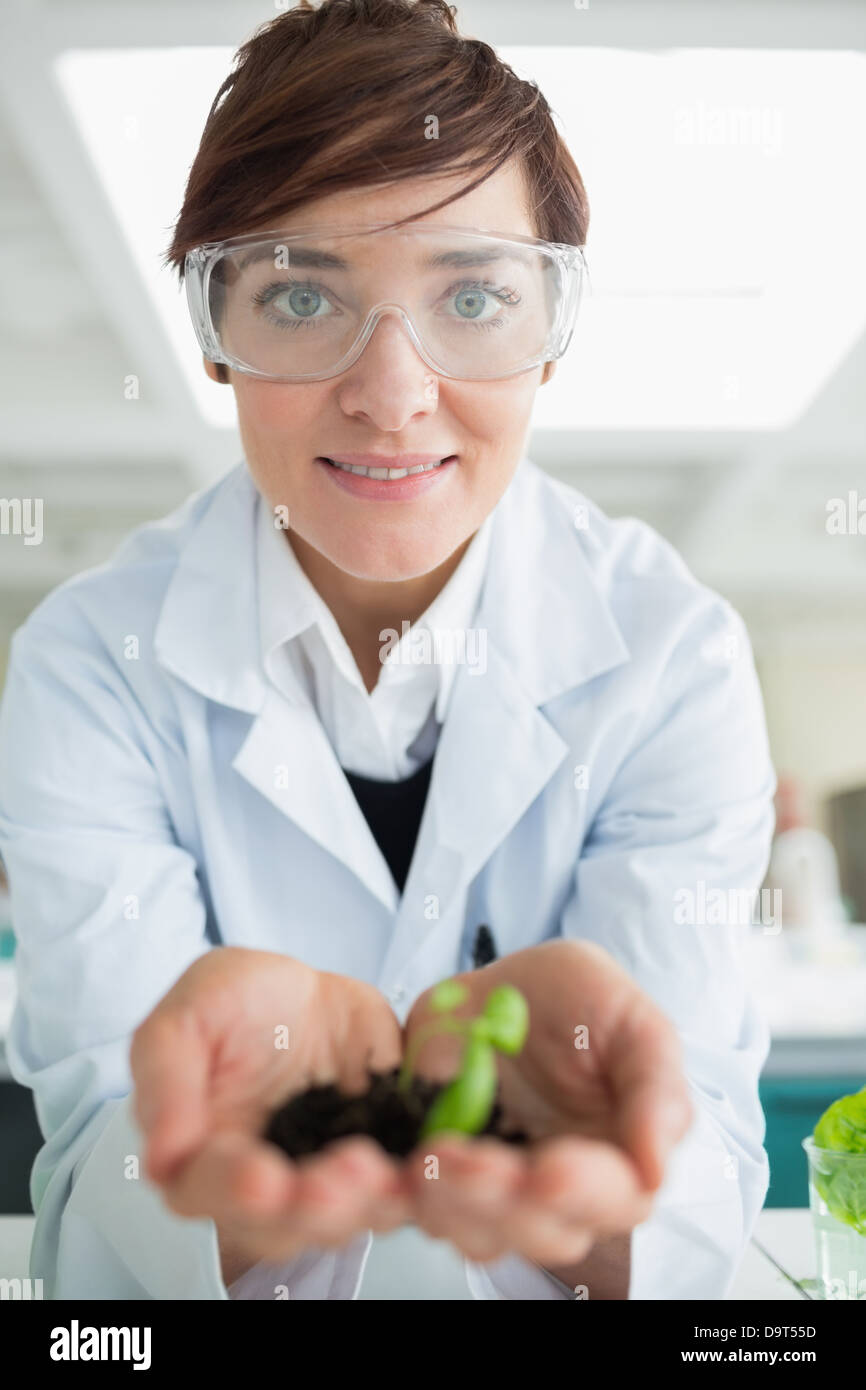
[189,226,583,381]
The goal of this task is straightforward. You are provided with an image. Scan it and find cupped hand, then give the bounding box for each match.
[400,939,694,1267]
[130,947,411,1271]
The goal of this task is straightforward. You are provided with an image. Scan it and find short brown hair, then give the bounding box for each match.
[162,0,589,287]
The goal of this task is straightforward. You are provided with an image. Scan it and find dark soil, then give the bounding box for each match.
[264,1066,529,1160]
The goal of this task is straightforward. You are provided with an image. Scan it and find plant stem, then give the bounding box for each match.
[397,1016,469,1093]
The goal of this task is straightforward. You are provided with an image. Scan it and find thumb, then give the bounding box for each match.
[619,1084,694,1191]
[130,1005,210,1182]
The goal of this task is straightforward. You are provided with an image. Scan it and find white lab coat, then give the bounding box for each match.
[0,454,776,1300]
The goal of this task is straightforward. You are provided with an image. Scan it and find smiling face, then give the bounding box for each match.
[204,159,556,583]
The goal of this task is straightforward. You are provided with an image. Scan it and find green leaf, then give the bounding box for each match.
[813,1086,866,1154]
[479,984,529,1055]
[813,1164,866,1236]
[812,1085,866,1234]
[429,979,469,1014]
[420,1036,498,1138]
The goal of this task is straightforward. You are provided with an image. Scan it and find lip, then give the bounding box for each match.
[315,454,457,501]
[326,453,449,469]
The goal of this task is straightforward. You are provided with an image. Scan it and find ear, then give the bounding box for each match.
[203,356,230,384]
[540,361,557,386]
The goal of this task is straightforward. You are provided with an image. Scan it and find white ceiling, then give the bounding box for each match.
[0,0,864,644]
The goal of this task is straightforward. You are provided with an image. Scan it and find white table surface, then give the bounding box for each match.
[0,1209,815,1300]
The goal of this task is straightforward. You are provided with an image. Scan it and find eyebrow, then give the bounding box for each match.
[233,242,533,273]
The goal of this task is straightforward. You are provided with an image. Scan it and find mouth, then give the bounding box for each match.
[318,454,457,479]
[314,453,458,502]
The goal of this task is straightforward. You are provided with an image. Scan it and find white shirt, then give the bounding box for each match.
[228,488,573,1300]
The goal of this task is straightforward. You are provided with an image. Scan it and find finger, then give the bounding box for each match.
[416,1139,592,1267]
[606,1007,694,1189]
[621,1084,694,1192]
[514,1136,654,1243]
[526,1135,654,1225]
[498,1170,596,1267]
[163,1133,390,1266]
[160,1130,297,1225]
[302,1135,410,1223]
[130,1006,211,1181]
[408,1136,526,1261]
[320,974,405,1091]
[289,1139,407,1247]
[364,1157,414,1234]
[415,1135,526,1209]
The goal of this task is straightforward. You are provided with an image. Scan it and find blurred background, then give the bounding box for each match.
[0,0,864,1232]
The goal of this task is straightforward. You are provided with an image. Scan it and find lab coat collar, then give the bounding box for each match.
[153,456,629,715]
[256,491,322,674]
[474,458,631,704]
[154,464,265,714]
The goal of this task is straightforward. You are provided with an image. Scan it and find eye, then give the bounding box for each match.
[251,280,337,326]
[440,279,521,323]
[452,287,496,320]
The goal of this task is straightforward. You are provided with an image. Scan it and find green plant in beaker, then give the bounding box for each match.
[802,1084,866,1299]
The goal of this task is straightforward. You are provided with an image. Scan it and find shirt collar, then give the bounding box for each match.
[379,510,494,722]
[257,494,358,693]
[256,491,494,720]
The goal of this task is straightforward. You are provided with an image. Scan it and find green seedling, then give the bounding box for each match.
[811,1084,866,1235]
[398,978,529,1140]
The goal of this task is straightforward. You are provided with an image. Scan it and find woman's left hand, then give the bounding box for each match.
[401,939,694,1267]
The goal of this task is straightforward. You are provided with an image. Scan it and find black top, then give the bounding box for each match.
[342,754,435,894]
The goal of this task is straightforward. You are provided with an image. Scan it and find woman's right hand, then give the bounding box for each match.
[130,947,412,1280]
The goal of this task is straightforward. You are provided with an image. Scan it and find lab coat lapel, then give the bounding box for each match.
[230,685,400,913]
[153,463,400,914]
[380,458,632,984]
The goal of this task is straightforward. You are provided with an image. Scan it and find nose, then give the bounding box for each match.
[334,308,438,430]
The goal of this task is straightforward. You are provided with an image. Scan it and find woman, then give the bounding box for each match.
[0,0,776,1301]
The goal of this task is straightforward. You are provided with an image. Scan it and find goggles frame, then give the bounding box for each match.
[184,222,589,383]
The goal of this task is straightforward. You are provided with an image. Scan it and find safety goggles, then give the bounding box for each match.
[184,223,588,383]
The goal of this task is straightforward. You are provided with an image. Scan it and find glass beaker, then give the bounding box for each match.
[802,1136,866,1299]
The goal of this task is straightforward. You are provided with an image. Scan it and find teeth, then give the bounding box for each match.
[325,458,446,478]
